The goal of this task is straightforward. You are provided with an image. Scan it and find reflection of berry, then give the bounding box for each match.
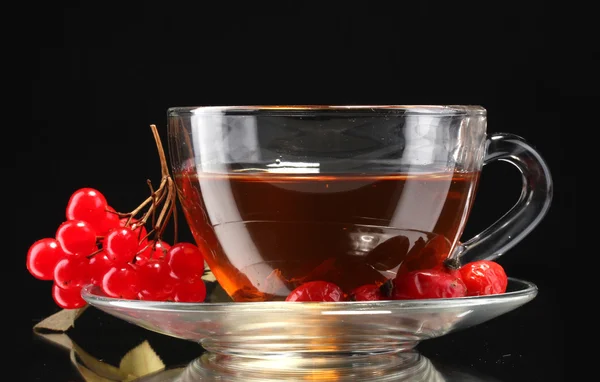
[285,281,344,302]
[393,269,467,299]
[348,284,383,301]
[26,238,65,280]
[459,260,508,296]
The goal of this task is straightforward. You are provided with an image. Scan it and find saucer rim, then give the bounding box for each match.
[81,277,537,312]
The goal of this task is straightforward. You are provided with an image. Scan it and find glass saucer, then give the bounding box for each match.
[81,277,536,358]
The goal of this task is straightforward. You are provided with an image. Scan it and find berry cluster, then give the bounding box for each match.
[285,260,508,302]
[26,125,208,310]
[26,188,207,309]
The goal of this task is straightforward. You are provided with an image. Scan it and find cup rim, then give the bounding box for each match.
[167,105,486,117]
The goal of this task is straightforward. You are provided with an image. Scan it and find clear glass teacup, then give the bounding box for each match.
[167,105,552,302]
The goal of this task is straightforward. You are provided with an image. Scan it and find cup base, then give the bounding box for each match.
[189,350,432,381]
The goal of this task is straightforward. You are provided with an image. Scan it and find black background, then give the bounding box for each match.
[18,2,580,381]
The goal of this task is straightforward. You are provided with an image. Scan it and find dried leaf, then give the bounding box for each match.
[119,340,165,378]
[33,306,88,332]
[201,266,216,282]
[70,350,115,382]
[37,330,132,381]
[73,342,132,381]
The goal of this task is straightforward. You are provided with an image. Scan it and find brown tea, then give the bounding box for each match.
[175,171,480,301]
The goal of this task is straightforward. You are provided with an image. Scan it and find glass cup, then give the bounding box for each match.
[167,105,552,302]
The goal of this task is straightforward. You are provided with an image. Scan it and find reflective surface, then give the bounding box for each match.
[134,351,502,381]
[82,278,537,358]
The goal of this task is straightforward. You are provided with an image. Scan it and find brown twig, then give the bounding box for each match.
[117,124,179,250]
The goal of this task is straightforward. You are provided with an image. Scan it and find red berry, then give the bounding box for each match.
[55,220,98,256]
[65,188,108,227]
[459,260,508,296]
[94,206,121,236]
[173,279,207,302]
[88,252,113,286]
[120,218,148,243]
[393,269,467,299]
[101,264,140,299]
[285,281,344,302]
[52,283,86,309]
[104,227,139,265]
[26,238,65,280]
[54,256,90,290]
[167,243,205,282]
[137,259,177,301]
[135,241,171,266]
[348,284,384,301]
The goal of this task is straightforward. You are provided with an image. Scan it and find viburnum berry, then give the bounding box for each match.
[104,227,139,265]
[167,242,205,282]
[135,240,170,266]
[88,252,113,286]
[55,220,98,256]
[53,256,90,290]
[285,281,345,302]
[27,238,65,280]
[52,283,86,309]
[94,206,121,236]
[120,218,148,243]
[137,259,177,301]
[173,278,207,302]
[65,188,108,228]
[392,269,467,299]
[27,125,216,309]
[459,260,508,296]
[101,264,140,299]
[348,284,384,301]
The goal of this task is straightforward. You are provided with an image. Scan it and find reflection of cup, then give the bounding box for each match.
[134,351,501,381]
[168,105,552,301]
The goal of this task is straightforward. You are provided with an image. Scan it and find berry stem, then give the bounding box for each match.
[147,179,157,229]
[150,124,170,180]
[86,247,104,259]
[103,125,178,256]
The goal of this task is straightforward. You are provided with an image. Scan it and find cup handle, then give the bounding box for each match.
[454,133,553,264]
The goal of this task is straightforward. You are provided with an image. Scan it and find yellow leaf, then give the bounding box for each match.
[70,350,115,382]
[201,266,216,282]
[33,306,88,332]
[36,330,133,381]
[119,340,165,378]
